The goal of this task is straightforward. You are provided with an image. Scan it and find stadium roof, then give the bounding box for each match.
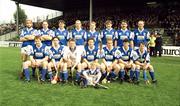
[12,0,178,11]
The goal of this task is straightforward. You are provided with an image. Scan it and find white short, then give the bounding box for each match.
[45,46,51,55]
[106,61,112,66]
[21,45,33,55]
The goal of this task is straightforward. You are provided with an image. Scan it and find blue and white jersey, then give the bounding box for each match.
[38,28,55,46]
[83,46,99,62]
[102,46,117,62]
[20,27,38,47]
[70,28,86,46]
[101,28,116,45]
[54,28,69,46]
[86,30,100,48]
[30,44,48,59]
[117,47,133,62]
[116,29,133,47]
[133,28,150,47]
[49,46,64,62]
[133,49,150,63]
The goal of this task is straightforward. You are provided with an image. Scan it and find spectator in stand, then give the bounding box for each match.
[155,34,163,57]
[149,33,156,56]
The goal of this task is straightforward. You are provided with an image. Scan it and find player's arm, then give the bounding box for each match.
[114,31,118,48]
[119,59,127,65]
[83,58,90,67]
[130,40,134,49]
[41,35,52,41]
[29,55,36,66]
[130,32,134,48]
[135,60,144,66]
[24,30,38,40]
[112,59,118,67]
[19,30,28,42]
[19,37,28,42]
[102,58,108,67]
[24,35,35,40]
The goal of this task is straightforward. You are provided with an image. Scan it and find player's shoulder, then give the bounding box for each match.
[133,29,138,32]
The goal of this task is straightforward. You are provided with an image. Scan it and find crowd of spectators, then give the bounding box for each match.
[0,24,16,35]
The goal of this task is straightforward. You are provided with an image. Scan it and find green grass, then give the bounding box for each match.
[0,47,180,106]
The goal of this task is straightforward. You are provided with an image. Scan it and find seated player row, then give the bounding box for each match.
[22,36,157,87]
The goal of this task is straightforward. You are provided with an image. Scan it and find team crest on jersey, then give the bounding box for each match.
[136,33,139,36]
[143,32,146,36]
[87,52,89,55]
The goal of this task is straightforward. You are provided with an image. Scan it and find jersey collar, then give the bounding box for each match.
[121,28,128,32]
[26,27,33,31]
[58,28,65,31]
[42,28,49,32]
[138,28,144,32]
[123,46,129,52]
[106,28,113,31]
[88,46,95,51]
[75,28,82,32]
[89,30,96,33]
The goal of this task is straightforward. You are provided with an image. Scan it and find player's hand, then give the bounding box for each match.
[36,61,41,67]
[107,65,112,70]
[31,60,36,67]
[87,63,91,68]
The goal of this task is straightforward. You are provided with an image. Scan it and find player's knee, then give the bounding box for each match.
[42,61,48,68]
[119,64,125,69]
[136,65,140,70]
[100,64,105,70]
[23,62,28,68]
[114,64,120,71]
[77,64,82,70]
[131,64,136,70]
[149,65,154,71]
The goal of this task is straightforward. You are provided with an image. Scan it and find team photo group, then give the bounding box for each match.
[19,19,157,88]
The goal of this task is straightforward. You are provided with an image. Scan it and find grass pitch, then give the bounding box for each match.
[0,47,180,106]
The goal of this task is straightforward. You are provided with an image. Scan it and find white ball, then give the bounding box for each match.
[102,79,107,84]
[51,80,57,84]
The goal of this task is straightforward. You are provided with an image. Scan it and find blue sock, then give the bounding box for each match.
[130,70,134,79]
[135,70,140,80]
[101,71,107,81]
[149,71,155,80]
[41,69,47,81]
[24,68,30,81]
[63,71,68,81]
[107,72,111,81]
[143,70,148,80]
[120,69,125,79]
[48,71,53,81]
[111,71,116,79]
[83,78,87,86]
[76,72,81,81]
[32,67,36,76]
[60,72,63,80]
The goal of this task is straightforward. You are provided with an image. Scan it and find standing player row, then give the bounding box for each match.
[20,19,150,50]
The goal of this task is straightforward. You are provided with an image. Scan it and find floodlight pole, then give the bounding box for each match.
[15,2,19,35]
[89,0,93,22]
